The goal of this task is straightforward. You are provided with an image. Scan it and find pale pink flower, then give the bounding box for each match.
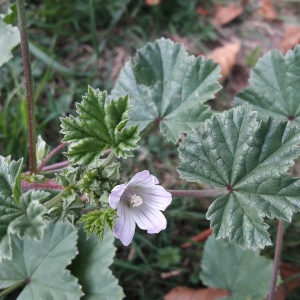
[109,170,172,246]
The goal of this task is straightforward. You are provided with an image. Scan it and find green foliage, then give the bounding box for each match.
[0,156,48,261]
[61,87,140,165]
[200,236,274,300]
[0,16,20,67]
[111,38,221,143]
[178,104,300,250]
[235,46,300,125]
[36,135,50,165]
[70,226,124,299]
[158,247,181,269]
[0,222,82,300]
[3,4,17,25]
[79,209,117,240]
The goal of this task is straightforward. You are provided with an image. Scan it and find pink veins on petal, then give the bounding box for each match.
[109,170,172,246]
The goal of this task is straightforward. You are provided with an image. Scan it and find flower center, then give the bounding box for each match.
[130,194,143,207]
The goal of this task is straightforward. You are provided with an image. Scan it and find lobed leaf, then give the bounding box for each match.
[200,236,274,300]
[0,156,48,261]
[178,104,300,250]
[61,87,140,165]
[70,226,124,300]
[111,38,221,143]
[0,222,82,300]
[235,46,300,125]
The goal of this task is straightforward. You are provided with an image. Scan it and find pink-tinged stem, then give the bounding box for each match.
[267,220,285,300]
[37,143,68,174]
[42,160,69,171]
[16,0,36,174]
[168,189,227,198]
[22,179,64,191]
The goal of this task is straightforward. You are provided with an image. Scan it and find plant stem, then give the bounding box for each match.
[102,151,116,166]
[43,192,63,210]
[0,280,26,297]
[22,179,64,191]
[168,189,227,198]
[37,143,68,174]
[267,220,285,300]
[42,160,69,171]
[16,0,37,174]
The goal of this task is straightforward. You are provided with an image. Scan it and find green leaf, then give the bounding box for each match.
[60,87,140,165]
[3,4,17,25]
[111,38,221,143]
[0,17,20,67]
[235,46,300,124]
[0,222,82,300]
[200,236,274,300]
[36,135,50,165]
[70,226,124,300]
[79,209,117,240]
[178,104,300,250]
[0,156,48,261]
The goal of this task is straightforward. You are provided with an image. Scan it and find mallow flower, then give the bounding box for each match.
[109,170,172,246]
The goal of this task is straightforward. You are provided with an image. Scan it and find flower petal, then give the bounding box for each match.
[109,183,127,209]
[138,185,172,211]
[152,175,159,185]
[128,170,155,187]
[114,202,136,246]
[131,205,166,234]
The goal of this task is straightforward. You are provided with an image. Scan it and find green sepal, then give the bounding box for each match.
[36,135,50,166]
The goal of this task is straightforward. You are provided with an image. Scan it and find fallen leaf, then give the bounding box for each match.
[258,0,277,20]
[213,3,243,26]
[207,43,241,81]
[164,287,229,300]
[196,6,211,16]
[145,0,160,5]
[277,25,300,54]
[181,229,213,248]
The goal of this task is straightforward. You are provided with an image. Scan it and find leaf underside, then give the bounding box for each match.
[0,17,20,67]
[178,104,300,250]
[0,156,48,262]
[70,227,124,300]
[0,222,82,300]
[61,87,140,165]
[200,236,274,300]
[235,45,300,125]
[111,37,221,143]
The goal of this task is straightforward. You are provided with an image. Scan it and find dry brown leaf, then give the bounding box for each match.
[196,6,211,16]
[258,0,277,20]
[213,3,243,26]
[207,43,241,81]
[164,287,229,300]
[145,0,160,5]
[181,229,213,248]
[277,25,300,54]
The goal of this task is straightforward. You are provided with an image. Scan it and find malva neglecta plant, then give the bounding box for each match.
[1,1,300,299]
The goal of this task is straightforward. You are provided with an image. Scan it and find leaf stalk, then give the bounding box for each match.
[16,0,37,174]
[267,219,285,300]
[168,189,227,198]
[0,280,26,297]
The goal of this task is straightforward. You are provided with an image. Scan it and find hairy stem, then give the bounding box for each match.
[16,0,37,174]
[43,192,63,210]
[42,160,69,171]
[22,179,64,191]
[0,280,26,297]
[168,189,227,198]
[267,220,285,300]
[37,143,68,174]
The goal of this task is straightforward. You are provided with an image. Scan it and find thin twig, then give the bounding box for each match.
[168,189,227,198]
[16,0,37,174]
[37,143,68,173]
[267,220,285,300]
